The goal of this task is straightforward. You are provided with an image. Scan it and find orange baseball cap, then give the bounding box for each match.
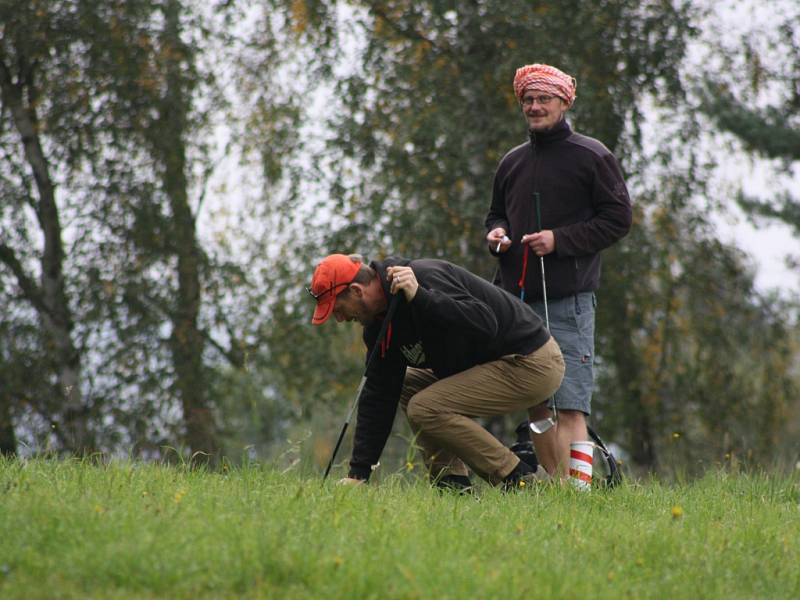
[308,254,362,325]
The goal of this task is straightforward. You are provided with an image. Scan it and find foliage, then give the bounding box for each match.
[700,0,799,237]
[0,0,127,452]
[0,0,253,457]
[310,0,697,273]
[596,174,800,472]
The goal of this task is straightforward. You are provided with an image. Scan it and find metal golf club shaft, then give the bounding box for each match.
[323,293,400,480]
[530,193,556,435]
[323,376,366,480]
[540,256,549,331]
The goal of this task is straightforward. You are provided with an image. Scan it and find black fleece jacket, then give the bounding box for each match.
[348,257,551,480]
[485,119,632,301]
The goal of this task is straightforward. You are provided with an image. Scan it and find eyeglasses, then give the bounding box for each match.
[306,282,351,300]
[521,95,557,107]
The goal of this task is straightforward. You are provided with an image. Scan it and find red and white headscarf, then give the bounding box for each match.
[513,64,577,106]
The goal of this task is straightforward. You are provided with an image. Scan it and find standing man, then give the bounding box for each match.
[485,63,632,477]
[309,253,565,490]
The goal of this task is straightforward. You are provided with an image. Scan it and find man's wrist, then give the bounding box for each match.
[410,285,430,308]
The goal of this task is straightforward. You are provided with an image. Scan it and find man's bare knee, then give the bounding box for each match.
[556,409,587,425]
[529,402,551,420]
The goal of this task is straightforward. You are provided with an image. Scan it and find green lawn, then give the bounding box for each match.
[0,458,798,599]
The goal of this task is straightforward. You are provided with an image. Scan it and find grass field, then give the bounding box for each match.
[0,457,798,599]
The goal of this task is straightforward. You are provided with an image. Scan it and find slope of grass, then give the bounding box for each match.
[0,458,798,599]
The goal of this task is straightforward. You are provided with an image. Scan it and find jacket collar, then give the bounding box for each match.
[371,256,410,304]
[528,118,572,146]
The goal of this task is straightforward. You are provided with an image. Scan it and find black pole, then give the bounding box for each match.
[323,293,400,480]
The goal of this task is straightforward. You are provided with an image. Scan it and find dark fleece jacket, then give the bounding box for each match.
[485,119,632,300]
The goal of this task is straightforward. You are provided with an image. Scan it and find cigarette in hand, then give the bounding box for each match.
[496,236,510,253]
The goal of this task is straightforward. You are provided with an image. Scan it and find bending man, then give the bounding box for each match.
[309,253,565,490]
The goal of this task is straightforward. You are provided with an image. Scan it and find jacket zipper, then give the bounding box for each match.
[518,133,540,300]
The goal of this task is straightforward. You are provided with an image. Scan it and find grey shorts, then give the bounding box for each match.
[528,292,595,414]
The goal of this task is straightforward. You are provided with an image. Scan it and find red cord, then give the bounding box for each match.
[518,244,529,290]
[380,323,393,358]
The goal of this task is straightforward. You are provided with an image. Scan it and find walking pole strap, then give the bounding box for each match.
[518,245,529,300]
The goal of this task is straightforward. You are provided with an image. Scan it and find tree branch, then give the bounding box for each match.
[704,86,800,161]
[0,243,48,316]
[363,1,449,54]
[204,327,247,369]
[737,191,800,237]
[125,287,247,369]
[0,51,52,229]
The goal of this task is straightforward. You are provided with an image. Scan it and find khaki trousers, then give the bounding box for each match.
[399,337,565,485]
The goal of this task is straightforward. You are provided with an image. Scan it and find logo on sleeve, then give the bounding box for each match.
[400,342,426,365]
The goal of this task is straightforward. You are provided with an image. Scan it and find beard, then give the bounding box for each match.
[355,297,380,326]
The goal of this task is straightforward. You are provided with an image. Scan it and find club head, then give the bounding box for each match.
[529,417,556,434]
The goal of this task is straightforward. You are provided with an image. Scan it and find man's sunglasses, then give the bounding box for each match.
[306,281,351,300]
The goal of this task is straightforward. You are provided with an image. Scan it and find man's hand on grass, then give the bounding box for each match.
[337,477,365,486]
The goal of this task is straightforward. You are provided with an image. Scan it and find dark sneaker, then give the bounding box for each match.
[433,474,474,495]
[502,463,551,491]
[516,466,551,489]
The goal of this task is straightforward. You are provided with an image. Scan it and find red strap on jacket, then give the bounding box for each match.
[380,323,393,358]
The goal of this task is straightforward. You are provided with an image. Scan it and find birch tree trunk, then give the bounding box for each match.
[0,53,92,454]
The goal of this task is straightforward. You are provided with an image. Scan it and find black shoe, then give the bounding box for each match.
[433,474,473,495]
[502,460,550,491]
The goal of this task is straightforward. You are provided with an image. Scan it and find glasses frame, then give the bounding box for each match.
[521,94,557,107]
[306,281,351,301]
